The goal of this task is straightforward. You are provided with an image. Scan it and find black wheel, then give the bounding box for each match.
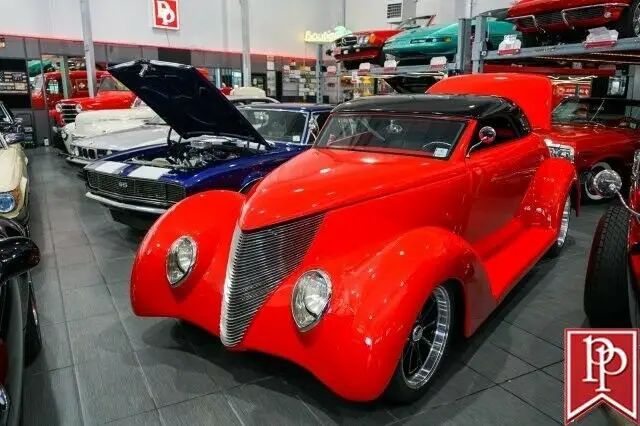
[24,280,42,366]
[384,284,456,403]
[584,203,634,327]
[616,0,640,38]
[547,196,571,258]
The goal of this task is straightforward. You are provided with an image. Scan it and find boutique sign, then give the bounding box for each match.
[304,26,352,44]
[152,0,180,30]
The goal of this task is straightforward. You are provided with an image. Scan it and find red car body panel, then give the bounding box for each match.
[508,0,630,33]
[333,30,402,63]
[130,73,577,401]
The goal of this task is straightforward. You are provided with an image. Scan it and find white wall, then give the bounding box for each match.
[0,0,343,57]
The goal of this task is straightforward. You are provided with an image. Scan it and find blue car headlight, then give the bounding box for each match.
[0,192,16,213]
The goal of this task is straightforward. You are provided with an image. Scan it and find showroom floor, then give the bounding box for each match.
[22,147,620,426]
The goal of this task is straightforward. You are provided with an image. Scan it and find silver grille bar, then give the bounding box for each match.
[220,214,324,347]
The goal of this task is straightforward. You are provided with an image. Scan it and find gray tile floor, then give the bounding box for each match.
[22,148,619,425]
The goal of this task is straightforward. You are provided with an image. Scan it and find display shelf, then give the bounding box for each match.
[485,36,640,63]
[331,63,454,79]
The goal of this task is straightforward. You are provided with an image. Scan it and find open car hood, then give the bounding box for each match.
[108,60,270,148]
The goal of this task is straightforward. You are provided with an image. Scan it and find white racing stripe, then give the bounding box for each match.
[94,161,128,174]
[128,166,172,180]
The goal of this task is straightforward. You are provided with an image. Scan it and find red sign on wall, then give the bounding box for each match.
[152,0,179,30]
[565,329,639,424]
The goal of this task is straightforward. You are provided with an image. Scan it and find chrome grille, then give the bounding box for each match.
[86,170,186,204]
[564,6,606,24]
[515,16,537,30]
[220,214,324,347]
[536,11,564,27]
[335,36,357,48]
[60,103,79,124]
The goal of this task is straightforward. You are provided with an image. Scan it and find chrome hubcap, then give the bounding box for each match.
[557,197,571,247]
[585,163,612,200]
[401,286,451,390]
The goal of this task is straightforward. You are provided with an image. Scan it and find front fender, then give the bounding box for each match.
[518,158,578,228]
[130,190,244,335]
[239,172,264,193]
[295,226,493,400]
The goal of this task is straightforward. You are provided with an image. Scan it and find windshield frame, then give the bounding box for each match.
[238,107,311,145]
[313,112,469,160]
[97,76,129,93]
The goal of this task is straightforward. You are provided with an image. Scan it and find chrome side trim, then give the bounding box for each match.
[66,156,91,166]
[85,192,167,215]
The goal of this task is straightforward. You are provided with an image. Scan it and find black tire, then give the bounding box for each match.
[616,0,640,38]
[384,283,457,404]
[24,282,42,366]
[546,196,571,258]
[584,203,633,327]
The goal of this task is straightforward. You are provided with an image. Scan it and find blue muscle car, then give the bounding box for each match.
[83,60,333,229]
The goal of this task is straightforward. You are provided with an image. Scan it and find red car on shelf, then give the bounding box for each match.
[550,97,640,201]
[332,15,436,70]
[584,159,640,327]
[129,73,578,402]
[507,0,640,45]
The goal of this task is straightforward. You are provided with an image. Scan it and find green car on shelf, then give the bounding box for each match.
[383,18,521,63]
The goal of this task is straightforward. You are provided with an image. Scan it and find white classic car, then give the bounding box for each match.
[65,94,279,165]
[0,133,29,227]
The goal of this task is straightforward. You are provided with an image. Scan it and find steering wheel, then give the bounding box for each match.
[421,141,453,152]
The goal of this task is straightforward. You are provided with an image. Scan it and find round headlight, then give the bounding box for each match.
[363,36,370,44]
[106,150,113,156]
[55,104,62,113]
[0,193,16,214]
[166,236,197,287]
[75,104,83,113]
[72,146,79,156]
[291,270,331,331]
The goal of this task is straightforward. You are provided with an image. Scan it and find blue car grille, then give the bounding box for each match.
[86,170,186,204]
[220,214,324,347]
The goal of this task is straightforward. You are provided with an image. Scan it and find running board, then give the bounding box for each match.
[484,227,557,300]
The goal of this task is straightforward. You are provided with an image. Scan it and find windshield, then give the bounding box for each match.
[553,98,640,129]
[239,108,308,143]
[399,15,434,30]
[315,114,467,159]
[98,76,129,93]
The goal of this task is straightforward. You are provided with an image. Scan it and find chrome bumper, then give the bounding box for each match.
[85,192,167,215]
[507,3,628,29]
[66,156,91,166]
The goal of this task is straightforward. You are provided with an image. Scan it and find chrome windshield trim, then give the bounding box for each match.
[85,192,167,215]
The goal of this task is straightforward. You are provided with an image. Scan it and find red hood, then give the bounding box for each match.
[509,0,631,16]
[239,148,462,230]
[60,90,133,109]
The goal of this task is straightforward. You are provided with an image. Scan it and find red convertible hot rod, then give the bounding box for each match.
[130,73,578,402]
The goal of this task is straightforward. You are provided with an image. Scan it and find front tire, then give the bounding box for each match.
[616,0,640,38]
[584,204,634,327]
[384,284,455,403]
[547,196,571,258]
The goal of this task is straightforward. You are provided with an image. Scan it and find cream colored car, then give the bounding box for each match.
[0,133,29,227]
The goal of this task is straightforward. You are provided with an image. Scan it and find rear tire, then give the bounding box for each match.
[24,281,42,366]
[584,204,633,327]
[384,284,456,403]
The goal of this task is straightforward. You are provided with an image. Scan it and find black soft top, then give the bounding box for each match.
[333,94,517,120]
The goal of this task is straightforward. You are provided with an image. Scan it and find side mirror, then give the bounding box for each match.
[592,169,623,199]
[0,237,40,282]
[479,126,497,145]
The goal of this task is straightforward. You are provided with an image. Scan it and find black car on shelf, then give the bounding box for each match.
[0,219,42,425]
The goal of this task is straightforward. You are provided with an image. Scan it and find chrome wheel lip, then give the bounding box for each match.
[557,196,571,247]
[401,286,451,390]
[584,163,612,201]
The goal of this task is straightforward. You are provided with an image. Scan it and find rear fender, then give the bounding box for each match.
[518,158,578,228]
[334,227,494,397]
[130,190,245,334]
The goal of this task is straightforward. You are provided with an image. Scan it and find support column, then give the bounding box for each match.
[79,0,96,97]
[239,0,251,87]
[59,56,71,99]
[471,15,488,74]
[316,44,324,103]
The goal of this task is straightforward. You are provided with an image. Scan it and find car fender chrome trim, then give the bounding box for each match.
[85,192,167,215]
[66,156,91,166]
